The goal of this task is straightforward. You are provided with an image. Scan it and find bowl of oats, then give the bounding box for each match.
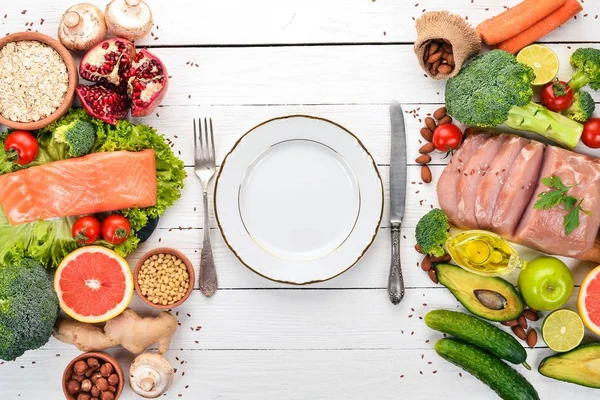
[0,32,78,130]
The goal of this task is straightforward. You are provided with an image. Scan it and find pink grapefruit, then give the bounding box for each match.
[578,265,600,336]
[55,246,134,323]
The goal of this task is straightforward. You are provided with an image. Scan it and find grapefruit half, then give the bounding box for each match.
[578,265,600,336]
[55,246,134,323]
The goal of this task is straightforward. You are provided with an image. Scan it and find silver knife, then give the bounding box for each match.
[388,102,406,305]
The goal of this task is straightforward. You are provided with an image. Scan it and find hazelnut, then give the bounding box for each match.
[96,377,109,391]
[87,357,100,370]
[66,379,80,395]
[72,373,85,383]
[77,393,91,400]
[81,379,93,392]
[91,371,103,384]
[73,360,88,374]
[85,368,95,378]
[101,391,115,400]
[108,385,116,393]
[100,362,114,377]
[107,374,119,386]
[91,385,100,397]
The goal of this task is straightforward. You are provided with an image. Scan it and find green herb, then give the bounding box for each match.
[533,175,591,236]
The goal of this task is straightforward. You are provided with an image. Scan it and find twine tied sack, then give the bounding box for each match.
[414,11,481,80]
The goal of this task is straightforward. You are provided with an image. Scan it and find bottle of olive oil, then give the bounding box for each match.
[445,230,521,276]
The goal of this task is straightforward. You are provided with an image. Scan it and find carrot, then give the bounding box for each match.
[476,0,567,45]
[497,0,583,54]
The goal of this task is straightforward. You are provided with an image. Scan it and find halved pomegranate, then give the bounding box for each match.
[77,84,130,125]
[127,50,169,117]
[79,38,136,87]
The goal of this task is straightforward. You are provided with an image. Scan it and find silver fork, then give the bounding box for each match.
[194,118,218,297]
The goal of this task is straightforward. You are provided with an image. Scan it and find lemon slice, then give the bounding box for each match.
[517,44,560,86]
[542,309,585,352]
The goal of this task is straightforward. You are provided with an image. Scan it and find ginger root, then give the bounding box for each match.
[53,309,178,354]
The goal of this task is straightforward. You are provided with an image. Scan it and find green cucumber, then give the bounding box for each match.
[435,338,539,400]
[425,310,527,365]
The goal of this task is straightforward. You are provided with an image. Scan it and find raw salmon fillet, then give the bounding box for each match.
[0,150,157,225]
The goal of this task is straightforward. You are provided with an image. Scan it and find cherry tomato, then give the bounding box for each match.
[582,118,600,149]
[72,216,102,245]
[541,80,574,112]
[3,130,39,165]
[432,123,463,152]
[102,214,131,245]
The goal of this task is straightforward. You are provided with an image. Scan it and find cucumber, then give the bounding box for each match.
[425,310,527,364]
[435,338,539,400]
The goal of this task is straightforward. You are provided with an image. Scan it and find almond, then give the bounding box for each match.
[433,107,447,120]
[421,165,432,183]
[437,64,453,74]
[447,53,455,66]
[428,41,439,55]
[437,115,453,125]
[526,328,538,347]
[512,325,527,341]
[432,58,442,72]
[427,51,443,64]
[428,268,438,284]
[415,243,423,254]
[415,154,431,165]
[419,142,435,154]
[420,127,433,142]
[501,320,519,327]
[518,315,528,329]
[442,42,452,53]
[429,253,452,263]
[425,117,437,131]
[421,256,432,272]
[522,309,539,321]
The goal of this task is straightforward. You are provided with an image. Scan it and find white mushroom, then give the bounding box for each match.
[105,0,153,42]
[58,3,107,52]
[129,353,174,398]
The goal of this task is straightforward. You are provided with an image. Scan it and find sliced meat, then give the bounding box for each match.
[475,135,529,230]
[514,146,600,258]
[437,133,488,228]
[0,150,157,225]
[456,134,505,229]
[491,141,545,238]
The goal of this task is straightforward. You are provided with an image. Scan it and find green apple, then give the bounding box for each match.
[518,256,573,311]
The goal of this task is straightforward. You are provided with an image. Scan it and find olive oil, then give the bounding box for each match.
[445,230,521,276]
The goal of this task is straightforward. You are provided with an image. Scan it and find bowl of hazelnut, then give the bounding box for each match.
[62,351,124,400]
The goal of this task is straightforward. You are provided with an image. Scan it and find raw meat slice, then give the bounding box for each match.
[475,135,529,230]
[514,146,600,258]
[437,133,488,228]
[456,134,506,228]
[491,141,545,237]
[0,150,157,225]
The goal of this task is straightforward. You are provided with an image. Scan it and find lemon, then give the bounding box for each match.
[517,44,560,86]
[542,309,585,352]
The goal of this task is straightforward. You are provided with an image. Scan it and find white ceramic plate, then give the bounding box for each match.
[215,115,383,284]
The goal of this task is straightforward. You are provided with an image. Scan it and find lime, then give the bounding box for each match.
[516,44,559,86]
[542,309,585,352]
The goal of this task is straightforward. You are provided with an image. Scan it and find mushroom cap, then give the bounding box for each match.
[105,0,153,42]
[58,3,107,52]
[129,353,174,398]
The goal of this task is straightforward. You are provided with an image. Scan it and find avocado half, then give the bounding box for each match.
[436,263,524,322]
[539,343,600,388]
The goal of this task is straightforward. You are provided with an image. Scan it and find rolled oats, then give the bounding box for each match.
[0,40,69,122]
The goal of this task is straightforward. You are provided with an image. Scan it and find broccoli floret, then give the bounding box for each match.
[446,50,584,149]
[0,258,58,361]
[53,120,96,157]
[415,209,450,257]
[569,48,600,92]
[563,91,596,123]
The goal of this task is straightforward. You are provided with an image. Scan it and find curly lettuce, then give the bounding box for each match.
[0,108,185,268]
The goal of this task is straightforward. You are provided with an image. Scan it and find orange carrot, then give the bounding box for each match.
[476,0,567,45]
[497,0,583,54]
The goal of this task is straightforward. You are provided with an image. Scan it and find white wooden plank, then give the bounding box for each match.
[4,0,599,45]
[2,347,599,400]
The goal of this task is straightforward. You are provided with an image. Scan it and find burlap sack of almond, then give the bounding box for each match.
[414,11,481,79]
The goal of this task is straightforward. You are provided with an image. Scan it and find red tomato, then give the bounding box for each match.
[102,214,131,245]
[433,124,463,152]
[582,118,600,149]
[541,80,574,112]
[4,130,39,165]
[72,216,102,245]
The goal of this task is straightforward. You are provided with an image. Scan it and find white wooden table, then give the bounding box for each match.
[1,1,600,398]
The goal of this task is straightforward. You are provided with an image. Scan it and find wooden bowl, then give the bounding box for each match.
[0,32,78,130]
[134,247,195,309]
[62,351,124,400]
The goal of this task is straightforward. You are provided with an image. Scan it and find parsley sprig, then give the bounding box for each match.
[533,176,591,236]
